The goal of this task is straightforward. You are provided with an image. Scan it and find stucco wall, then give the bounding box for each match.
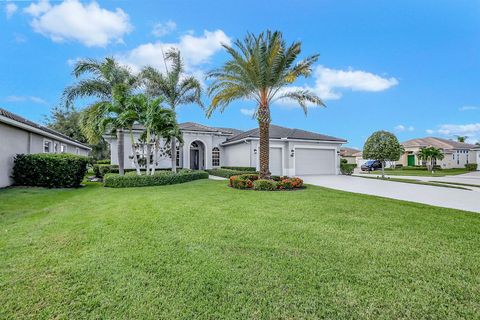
[223,142,251,167]
[0,122,89,188]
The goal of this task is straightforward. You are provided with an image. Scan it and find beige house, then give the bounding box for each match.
[399,137,479,169]
[340,147,361,165]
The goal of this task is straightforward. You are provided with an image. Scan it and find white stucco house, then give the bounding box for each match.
[105,122,347,176]
[0,108,91,188]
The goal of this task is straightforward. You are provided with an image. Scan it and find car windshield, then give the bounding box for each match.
[365,160,375,165]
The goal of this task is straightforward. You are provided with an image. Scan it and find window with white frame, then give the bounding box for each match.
[43,140,51,153]
[53,142,58,153]
[60,144,67,153]
[75,147,80,155]
[212,147,220,166]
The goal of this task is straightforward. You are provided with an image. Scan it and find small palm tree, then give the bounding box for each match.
[456,135,468,143]
[417,147,444,172]
[63,57,139,175]
[140,49,203,172]
[206,31,324,179]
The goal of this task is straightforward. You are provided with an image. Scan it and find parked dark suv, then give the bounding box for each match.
[361,160,383,171]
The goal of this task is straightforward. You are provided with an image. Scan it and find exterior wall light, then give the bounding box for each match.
[290,149,295,157]
[253,149,257,154]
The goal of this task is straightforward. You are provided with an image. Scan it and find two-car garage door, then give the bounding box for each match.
[295,148,336,175]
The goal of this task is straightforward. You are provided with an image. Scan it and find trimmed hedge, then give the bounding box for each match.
[103,170,208,188]
[12,153,89,188]
[253,179,277,191]
[229,174,304,191]
[206,168,257,178]
[340,163,356,175]
[93,164,119,178]
[96,159,111,164]
[465,163,477,171]
[221,166,256,172]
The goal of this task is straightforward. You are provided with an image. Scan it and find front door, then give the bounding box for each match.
[407,154,415,166]
[190,149,199,170]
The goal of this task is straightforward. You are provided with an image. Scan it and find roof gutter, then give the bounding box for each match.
[0,115,91,150]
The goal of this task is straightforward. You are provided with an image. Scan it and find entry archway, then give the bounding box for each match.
[189,140,206,170]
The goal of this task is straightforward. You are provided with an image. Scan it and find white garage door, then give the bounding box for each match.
[269,147,283,176]
[295,148,335,175]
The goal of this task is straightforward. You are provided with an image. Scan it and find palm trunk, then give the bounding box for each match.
[145,129,151,175]
[129,128,141,176]
[171,138,177,173]
[258,103,271,179]
[151,138,158,175]
[117,129,125,176]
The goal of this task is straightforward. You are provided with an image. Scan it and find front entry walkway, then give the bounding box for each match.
[299,175,480,213]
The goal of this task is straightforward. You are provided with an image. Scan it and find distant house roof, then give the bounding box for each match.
[401,137,477,150]
[225,124,347,144]
[179,122,222,133]
[0,107,91,150]
[340,147,361,157]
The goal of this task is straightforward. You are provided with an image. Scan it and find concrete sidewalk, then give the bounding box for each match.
[299,175,480,213]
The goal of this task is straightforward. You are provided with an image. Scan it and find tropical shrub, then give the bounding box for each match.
[340,162,356,175]
[96,159,111,164]
[230,174,303,191]
[12,153,89,188]
[104,170,208,188]
[207,168,257,178]
[221,166,256,172]
[465,163,477,171]
[93,164,118,178]
[253,179,278,191]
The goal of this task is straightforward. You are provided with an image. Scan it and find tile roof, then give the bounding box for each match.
[340,147,361,157]
[225,124,347,143]
[401,137,477,150]
[0,107,90,149]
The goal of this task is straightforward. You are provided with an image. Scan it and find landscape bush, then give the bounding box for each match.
[12,153,89,188]
[465,163,477,171]
[230,174,303,191]
[221,166,256,172]
[206,168,257,178]
[253,179,277,191]
[96,159,111,164]
[93,164,119,178]
[340,162,356,175]
[103,170,208,188]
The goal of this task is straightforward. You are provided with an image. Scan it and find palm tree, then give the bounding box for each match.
[456,135,468,143]
[417,146,444,172]
[63,57,139,175]
[140,49,203,172]
[206,31,324,179]
[127,94,181,175]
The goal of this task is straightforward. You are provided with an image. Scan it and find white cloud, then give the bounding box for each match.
[240,108,255,117]
[459,105,479,111]
[5,2,18,18]
[5,95,47,105]
[427,123,480,144]
[118,29,231,73]
[152,20,176,37]
[426,129,434,134]
[25,0,132,47]
[313,65,398,100]
[394,124,414,132]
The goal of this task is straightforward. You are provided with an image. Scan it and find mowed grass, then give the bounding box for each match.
[1,180,479,319]
[382,168,470,177]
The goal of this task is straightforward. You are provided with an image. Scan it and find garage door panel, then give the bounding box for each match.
[295,148,335,175]
[269,148,282,176]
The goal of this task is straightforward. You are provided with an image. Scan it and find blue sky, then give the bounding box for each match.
[1,0,479,147]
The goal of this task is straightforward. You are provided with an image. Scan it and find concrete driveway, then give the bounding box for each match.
[299,175,480,213]
[361,170,480,185]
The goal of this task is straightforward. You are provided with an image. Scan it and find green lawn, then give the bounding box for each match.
[1,180,480,319]
[380,168,470,177]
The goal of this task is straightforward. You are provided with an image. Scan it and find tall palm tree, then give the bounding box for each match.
[140,49,203,172]
[206,31,324,179]
[63,57,139,175]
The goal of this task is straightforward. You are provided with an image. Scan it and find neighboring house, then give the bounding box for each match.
[0,108,91,188]
[340,147,361,165]
[399,137,479,169]
[105,122,347,176]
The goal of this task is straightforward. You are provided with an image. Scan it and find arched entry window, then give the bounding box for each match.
[212,147,220,166]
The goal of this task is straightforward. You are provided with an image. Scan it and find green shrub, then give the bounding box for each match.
[103,170,208,188]
[93,164,119,178]
[206,168,257,178]
[465,163,477,171]
[96,159,111,164]
[277,177,304,190]
[253,179,277,191]
[221,166,256,172]
[340,162,356,175]
[395,164,403,169]
[12,153,89,188]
